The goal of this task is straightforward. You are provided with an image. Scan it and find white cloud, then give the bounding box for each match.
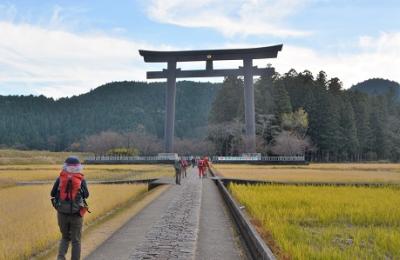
[0,16,399,99]
[146,0,311,37]
[0,21,155,98]
[273,32,400,88]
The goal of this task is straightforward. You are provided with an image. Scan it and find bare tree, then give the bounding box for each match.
[83,131,124,154]
[174,138,215,156]
[207,120,245,155]
[271,131,311,155]
[124,132,163,155]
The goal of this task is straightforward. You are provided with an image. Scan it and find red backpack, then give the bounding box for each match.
[56,171,84,214]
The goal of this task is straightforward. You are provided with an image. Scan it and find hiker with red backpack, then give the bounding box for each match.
[50,156,89,260]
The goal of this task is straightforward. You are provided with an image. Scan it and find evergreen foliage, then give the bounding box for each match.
[2,73,400,161]
[0,81,220,151]
[209,72,400,161]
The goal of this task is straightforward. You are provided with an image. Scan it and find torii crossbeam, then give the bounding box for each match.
[139,44,283,153]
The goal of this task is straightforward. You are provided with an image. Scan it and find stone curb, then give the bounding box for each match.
[219,178,400,187]
[210,169,276,260]
[16,178,173,191]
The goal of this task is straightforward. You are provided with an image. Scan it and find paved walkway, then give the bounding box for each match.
[86,168,246,260]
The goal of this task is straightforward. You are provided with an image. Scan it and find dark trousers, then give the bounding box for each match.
[175,170,181,185]
[57,212,83,260]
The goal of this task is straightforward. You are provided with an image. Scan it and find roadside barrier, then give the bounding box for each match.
[209,169,276,260]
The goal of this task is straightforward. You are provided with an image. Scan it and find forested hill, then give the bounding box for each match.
[351,78,400,100]
[0,81,221,151]
[206,71,400,161]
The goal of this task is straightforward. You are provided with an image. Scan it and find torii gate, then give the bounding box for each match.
[139,44,283,153]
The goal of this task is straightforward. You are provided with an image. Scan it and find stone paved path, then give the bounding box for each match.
[129,170,202,259]
[86,168,246,260]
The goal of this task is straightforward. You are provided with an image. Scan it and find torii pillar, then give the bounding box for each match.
[243,58,256,152]
[165,60,177,153]
[139,45,283,153]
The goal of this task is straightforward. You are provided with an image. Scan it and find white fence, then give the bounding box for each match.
[86,155,306,162]
[213,155,305,162]
[86,155,177,161]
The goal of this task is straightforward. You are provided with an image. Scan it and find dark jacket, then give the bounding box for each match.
[51,177,89,199]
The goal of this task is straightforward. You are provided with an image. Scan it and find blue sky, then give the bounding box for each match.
[0,0,399,98]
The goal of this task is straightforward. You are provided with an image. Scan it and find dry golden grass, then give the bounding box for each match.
[44,185,170,260]
[0,184,148,260]
[0,164,174,186]
[230,184,400,259]
[0,149,90,165]
[214,163,400,184]
[0,150,175,259]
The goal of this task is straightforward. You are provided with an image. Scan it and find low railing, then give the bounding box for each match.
[85,155,307,164]
[86,155,177,161]
[212,155,305,162]
[261,155,305,161]
[84,155,178,164]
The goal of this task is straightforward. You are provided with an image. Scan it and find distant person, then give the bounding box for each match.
[191,157,196,168]
[174,159,182,185]
[197,158,205,179]
[50,156,89,260]
[203,156,210,177]
[180,159,188,178]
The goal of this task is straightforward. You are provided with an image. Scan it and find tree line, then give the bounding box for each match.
[0,81,220,152]
[1,72,400,161]
[208,70,400,161]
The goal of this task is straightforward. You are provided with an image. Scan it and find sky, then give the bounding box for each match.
[0,0,400,98]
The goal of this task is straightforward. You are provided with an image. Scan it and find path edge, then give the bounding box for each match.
[210,169,276,260]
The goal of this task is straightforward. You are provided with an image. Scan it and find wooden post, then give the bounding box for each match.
[243,58,256,153]
[165,60,177,152]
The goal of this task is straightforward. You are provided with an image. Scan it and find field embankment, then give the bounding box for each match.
[0,149,90,165]
[0,164,173,189]
[214,163,400,184]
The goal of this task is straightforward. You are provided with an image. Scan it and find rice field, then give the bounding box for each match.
[230,184,400,259]
[0,150,175,259]
[0,184,149,260]
[0,164,174,188]
[0,149,90,165]
[214,163,400,184]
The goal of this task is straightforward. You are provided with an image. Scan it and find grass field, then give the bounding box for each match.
[0,164,174,188]
[214,163,400,184]
[0,150,175,259]
[230,184,400,259]
[0,184,149,260]
[0,149,90,165]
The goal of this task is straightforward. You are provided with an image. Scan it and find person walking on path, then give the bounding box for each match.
[203,157,210,178]
[50,156,89,260]
[174,159,182,185]
[197,158,205,179]
[180,159,188,178]
[191,157,196,168]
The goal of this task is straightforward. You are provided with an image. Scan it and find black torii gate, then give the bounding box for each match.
[139,44,283,153]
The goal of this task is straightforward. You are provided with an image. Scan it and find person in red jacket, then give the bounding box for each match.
[197,158,205,179]
[51,156,89,260]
